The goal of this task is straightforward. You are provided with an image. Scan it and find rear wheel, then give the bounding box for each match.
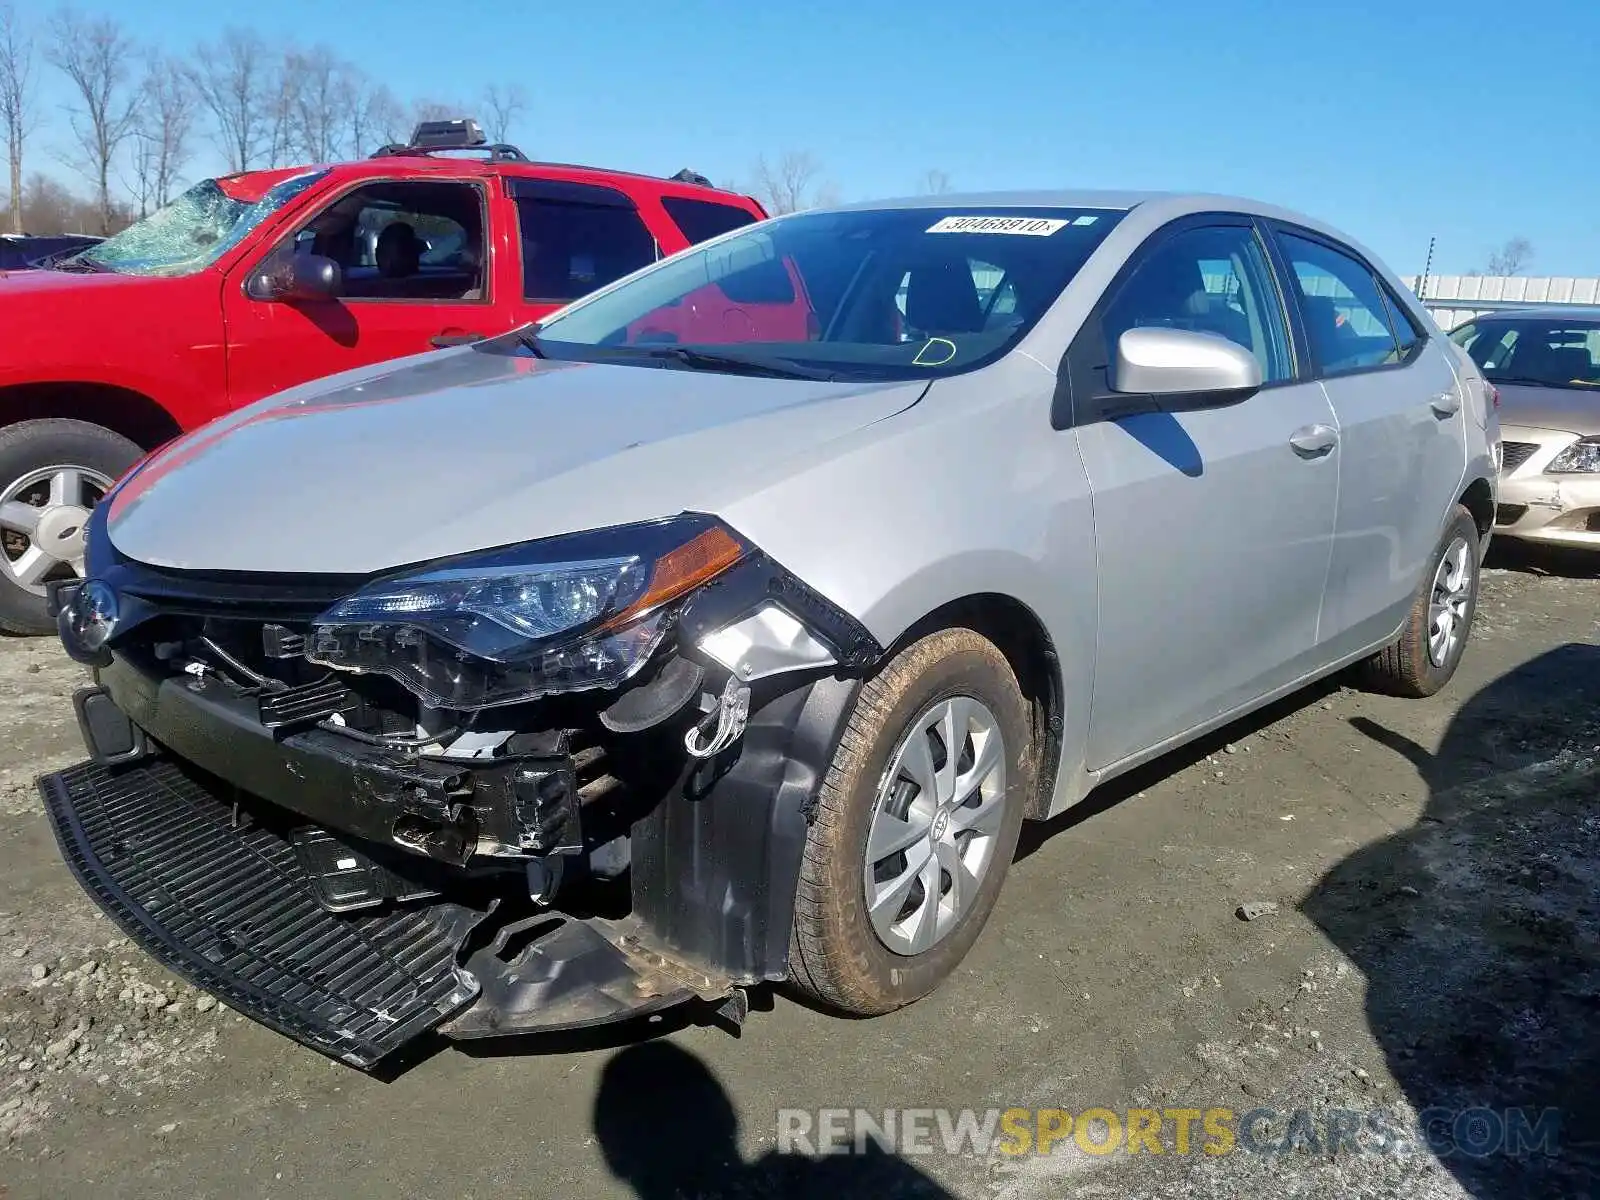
[0,419,141,635]
[789,627,1031,1014]
[1357,505,1480,697]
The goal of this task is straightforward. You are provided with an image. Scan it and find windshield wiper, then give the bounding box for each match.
[637,345,836,381]
[519,332,836,380]
[46,253,102,273]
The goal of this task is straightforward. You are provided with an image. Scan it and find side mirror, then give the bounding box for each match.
[247,253,342,303]
[1111,326,1262,406]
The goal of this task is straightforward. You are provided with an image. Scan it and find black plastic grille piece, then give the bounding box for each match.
[257,676,358,733]
[39,759,481,1068]
[1500,441,1540,473]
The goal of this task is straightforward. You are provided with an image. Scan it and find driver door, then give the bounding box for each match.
[221,178,495,405]
[1067,216,1341,768]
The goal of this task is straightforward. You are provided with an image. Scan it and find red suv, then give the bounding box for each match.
[0,119,771,633]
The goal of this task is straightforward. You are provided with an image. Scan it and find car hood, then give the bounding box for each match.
[106,346,928,574]
[1493,382,1600,436]
[0,266,149,294]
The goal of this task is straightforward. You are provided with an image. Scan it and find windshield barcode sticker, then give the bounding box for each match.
[926,216,1070,236]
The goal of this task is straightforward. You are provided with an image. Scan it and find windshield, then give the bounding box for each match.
[77,170,331,278]
[1450,316,1600,389]
[521,206,1125,381]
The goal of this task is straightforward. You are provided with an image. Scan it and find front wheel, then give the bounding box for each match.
[0,419,143,635]
[1357,505,1481,698]
[788,627,1031,1015]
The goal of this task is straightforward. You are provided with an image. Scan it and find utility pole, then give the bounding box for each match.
[1417,236,1436,301]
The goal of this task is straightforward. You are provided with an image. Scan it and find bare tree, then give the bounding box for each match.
[750,150,834,215]
[285,45,350,163]
[481,82,527,144]
[1486,237,1535,276]
[189,28,271,171]
[21,168,77,231]
[409,97,464,128]
[127,55,192,214]
[47,7,141,235]
[0,3,35,233]
[348,78,403,157]
[261,49,300,166]
[918,168,952,195]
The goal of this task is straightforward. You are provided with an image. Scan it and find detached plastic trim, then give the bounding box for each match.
[38,759,483,1069]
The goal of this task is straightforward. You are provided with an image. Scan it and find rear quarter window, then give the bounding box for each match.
[660,196,760,245]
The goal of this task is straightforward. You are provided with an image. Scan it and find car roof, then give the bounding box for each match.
[217,155,762,208]
[814,189,1411,292]
[823,188,1367,243]
[829,188,1173,212]
[1459,305,1600,324]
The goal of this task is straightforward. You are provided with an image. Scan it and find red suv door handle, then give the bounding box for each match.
[431,332,487,348]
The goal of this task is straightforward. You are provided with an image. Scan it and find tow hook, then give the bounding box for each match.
[684,675,751,760]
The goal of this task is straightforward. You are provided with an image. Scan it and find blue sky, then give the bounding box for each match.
[21,0,1600,274]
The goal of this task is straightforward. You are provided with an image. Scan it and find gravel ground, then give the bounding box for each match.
[0,541,1594,1199]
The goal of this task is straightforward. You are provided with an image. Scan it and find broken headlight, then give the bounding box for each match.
[307,515,748,710]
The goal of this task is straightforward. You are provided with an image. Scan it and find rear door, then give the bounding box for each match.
[222,177,497,403]
[1069,216,1341,768]
[1265,225,1466,658]
[501,178,663,329]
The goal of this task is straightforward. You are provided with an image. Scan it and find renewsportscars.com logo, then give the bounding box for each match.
[776,1106,1562,1160]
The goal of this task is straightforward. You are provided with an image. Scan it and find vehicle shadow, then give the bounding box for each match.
[1484,538,1600,580]
[1016,673,1342,861]
[592,1039,956,1199]
[1302,643,1600,1198]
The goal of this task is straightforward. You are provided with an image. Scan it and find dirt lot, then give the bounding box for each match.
[0,543,1597,1199]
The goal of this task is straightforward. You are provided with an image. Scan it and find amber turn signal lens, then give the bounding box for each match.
[606,525,746,628]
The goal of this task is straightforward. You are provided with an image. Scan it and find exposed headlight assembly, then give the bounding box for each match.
[307,515,748,710]
[1546,436,1600,474]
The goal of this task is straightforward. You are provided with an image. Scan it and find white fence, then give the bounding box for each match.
[1403,275,1600,331]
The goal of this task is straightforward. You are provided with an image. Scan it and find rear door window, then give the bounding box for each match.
[510,180,658,302]
[1380,284,1423,356]
[1276,232,1405,375]
[660,196,760,245]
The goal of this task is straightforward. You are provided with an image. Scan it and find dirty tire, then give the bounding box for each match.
[0,419,142,636]
[788,627,1031,1015]
[1357,505,1480,698]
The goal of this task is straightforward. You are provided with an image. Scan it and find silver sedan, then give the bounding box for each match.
[1450,307,1600,549]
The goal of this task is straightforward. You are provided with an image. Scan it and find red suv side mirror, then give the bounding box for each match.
[247,253,343,303]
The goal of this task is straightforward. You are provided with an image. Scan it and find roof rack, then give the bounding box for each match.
[364,125,721,189]
[370,117,529,163]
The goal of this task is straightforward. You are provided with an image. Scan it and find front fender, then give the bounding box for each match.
[629,673,861,983]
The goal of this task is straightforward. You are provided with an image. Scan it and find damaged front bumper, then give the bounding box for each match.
[38,534,875,1069]
[1495,426,1600,548]
[40,758,720,1068]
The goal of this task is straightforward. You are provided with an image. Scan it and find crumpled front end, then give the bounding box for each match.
[38,504,879,1069]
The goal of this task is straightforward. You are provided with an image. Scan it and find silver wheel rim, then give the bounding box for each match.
[0,465,112,598]
[1427,535,1473,668]
[863,695,1008,957]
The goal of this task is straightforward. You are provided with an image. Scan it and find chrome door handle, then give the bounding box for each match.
[1289,423,1338,456]
[1430,390,1462,417]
